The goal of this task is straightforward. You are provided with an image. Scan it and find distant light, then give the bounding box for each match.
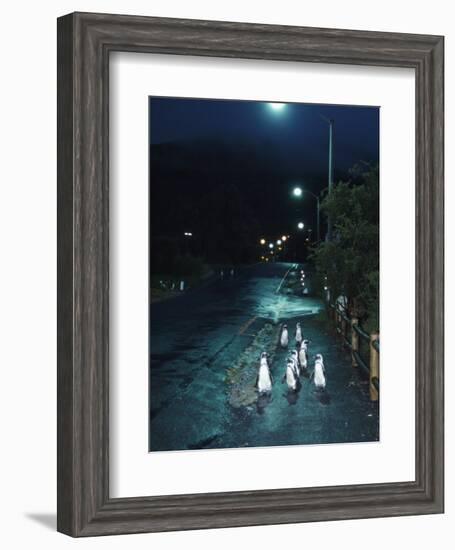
[278,247,282,251]
[260,238,266,245]
[268,243,274,249]
[184,232,193,237]
[277,239,282,245]
[293,187,303,198]
[297,222,304,230]
[268,102,286,112]
[281,235,287,242]
[324,286,328,291]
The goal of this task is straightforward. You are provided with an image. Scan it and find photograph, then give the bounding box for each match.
[148,97,380,452]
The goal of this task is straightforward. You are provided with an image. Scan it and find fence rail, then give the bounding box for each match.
[329,302,379,401]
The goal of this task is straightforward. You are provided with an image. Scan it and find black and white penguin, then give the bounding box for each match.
[282,358,299,391]
[299,339,309,371]
[295,322,303,345]
[313,353,326,389]
[280,324,289,348]
[290,350,300,377]
[255,352,273,393]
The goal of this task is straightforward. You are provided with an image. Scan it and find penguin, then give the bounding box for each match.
[295,322,303,345]
[282,358,299,391]
[255,352,273,394]
[312,353,326,389]
[299,339,309,371]
[280,324,289,348]
[290,350,300,377]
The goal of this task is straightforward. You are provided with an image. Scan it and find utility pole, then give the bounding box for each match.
[301,189,321,243]
[321,116,334,241]
[327,119,334,241]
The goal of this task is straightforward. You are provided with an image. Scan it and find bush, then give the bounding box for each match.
[311,164,379,330]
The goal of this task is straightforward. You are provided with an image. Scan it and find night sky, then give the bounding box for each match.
[149,97,379,266]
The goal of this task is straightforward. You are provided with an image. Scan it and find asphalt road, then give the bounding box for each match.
[149,262,379,452]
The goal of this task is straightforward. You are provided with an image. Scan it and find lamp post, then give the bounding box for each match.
[320,116,334,241]
[266,104,335,241]
[304,190,321,243]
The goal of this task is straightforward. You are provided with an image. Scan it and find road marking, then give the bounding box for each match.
[238,316,257,335]
[275,264,296,294]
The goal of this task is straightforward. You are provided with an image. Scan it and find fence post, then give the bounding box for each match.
[351,317,359,367]
[369,332,380,401]
[341,314,348,347]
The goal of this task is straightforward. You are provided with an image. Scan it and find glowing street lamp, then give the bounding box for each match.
[268,243,274,249]
[297,222,304,230]
[281,235,287,242]
[277,239,282,245]
[268,102,286,112]
[292,186,303,198]
[260,238,266,245]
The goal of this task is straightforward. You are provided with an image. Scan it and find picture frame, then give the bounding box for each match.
[57,12,444,536]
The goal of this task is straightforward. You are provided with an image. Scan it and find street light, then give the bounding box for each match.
[268,243,274,249]
[260,238,266,245]
[292,186,303,198]
[277,239,282,245]
[320,115,334,241]
[281,235,287,242]
[297,222,304,230]
[268,102,286,112]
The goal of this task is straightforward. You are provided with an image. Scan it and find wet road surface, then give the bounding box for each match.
[149,262,379,452]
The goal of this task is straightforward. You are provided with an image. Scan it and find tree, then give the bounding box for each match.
[312,164,379,330]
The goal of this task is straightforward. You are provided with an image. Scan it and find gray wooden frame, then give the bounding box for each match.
[57,12,444,537]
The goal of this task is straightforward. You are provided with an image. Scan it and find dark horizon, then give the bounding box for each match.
[149,97,379,267]
[149,96,379,174]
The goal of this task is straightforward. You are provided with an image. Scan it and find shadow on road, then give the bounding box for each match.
[256,392,273,414]
[283,388,301,406]
[314,389,331,406]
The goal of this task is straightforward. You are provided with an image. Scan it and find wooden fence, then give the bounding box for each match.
[328,302,379,401]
